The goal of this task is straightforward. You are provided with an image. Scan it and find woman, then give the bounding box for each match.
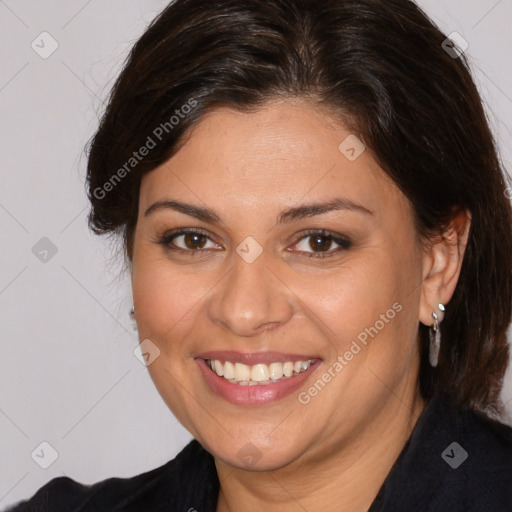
[7,0,512,510]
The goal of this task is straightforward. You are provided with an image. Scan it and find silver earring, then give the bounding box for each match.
[429,303,445,367]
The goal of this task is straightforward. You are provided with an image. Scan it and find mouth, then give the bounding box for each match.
[204,358,315,385]
[195,351,321,405]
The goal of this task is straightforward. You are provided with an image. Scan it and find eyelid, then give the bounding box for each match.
[288,229,352,256]
[157,227,222,253]
[156,227,352,257]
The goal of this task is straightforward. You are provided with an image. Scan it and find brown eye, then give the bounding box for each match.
[158,229,221,253]
[157,229,222,255]
[183,232,208,249]
[308,234,333,252]
[291,230,352,258]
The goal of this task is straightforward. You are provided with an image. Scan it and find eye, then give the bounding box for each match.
[157,228,222,253]
[290,230,352,258]
[156,228,351,258]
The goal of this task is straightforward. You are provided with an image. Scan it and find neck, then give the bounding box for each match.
[215,392,425,512]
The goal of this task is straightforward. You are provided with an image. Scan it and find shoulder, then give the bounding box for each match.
[432,397,512,479]
[431,402,512,511]
[373,395,512,512]
[5,440,218,512]
[462,406,512,460]
[450,405,512,506]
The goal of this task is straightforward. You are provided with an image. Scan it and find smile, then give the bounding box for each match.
[205,359,315,385]
[196,352,321,405]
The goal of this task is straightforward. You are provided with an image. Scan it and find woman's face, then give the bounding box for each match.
[131,99,427,471]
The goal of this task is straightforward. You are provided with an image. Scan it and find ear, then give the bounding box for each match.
[419,208,471,326]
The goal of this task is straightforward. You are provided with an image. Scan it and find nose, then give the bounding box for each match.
[206,249,294,337]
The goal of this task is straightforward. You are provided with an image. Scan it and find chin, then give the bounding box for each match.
[201,432,306,471]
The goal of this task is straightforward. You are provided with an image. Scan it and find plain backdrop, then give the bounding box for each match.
[1,0,511,508]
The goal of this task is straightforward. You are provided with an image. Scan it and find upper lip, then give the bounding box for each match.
[196,351,321,365]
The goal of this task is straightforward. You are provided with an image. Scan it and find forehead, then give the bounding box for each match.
[139,100,408,224]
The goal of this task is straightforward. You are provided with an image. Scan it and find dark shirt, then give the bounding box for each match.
[6,394,512,511]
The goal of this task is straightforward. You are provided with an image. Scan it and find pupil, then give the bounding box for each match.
[310,235,330,252]
[185,233,206,249]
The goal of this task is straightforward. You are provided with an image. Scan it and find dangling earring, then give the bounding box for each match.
[429,303,445,367]
[129,305,137,331]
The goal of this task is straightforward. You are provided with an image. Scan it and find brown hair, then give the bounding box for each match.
[86,0,512,415]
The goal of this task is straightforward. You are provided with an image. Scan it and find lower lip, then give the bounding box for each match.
[196,358,321,406]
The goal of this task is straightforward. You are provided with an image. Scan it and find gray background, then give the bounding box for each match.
[1,1,511,508]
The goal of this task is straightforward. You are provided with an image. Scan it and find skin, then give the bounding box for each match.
[130,99,470,512]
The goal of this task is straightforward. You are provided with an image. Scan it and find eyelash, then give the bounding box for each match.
[155,228,352,259]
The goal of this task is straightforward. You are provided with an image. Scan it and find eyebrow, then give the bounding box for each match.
[144,197,374,224]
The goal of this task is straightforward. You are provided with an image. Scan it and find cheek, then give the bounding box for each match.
[302,243,420,361]
[130,255,208,436]
[299,254,396,330]
[131,254,204,352]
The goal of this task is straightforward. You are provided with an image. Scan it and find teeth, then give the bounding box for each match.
[251,364,269,382]
[214,360,224,377]
[269,362,283,380]
[206,358,314,385]
[224,361,235,380]
[234,362,251,382]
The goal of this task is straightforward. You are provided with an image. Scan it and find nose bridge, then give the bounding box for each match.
[207,244,293,336]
